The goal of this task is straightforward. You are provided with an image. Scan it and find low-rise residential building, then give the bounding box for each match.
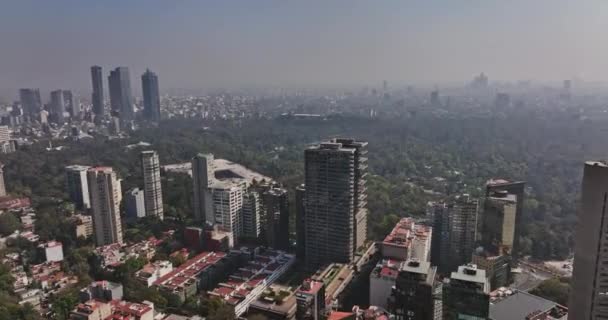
[108,299,154,320]
[124,237,163,261]
[135,261,173,287]
[381,218,431,261]
[248,284,297,319]
[93,243,124,270]
[73,214,94,238]
[17,289,42,310]
[154,251,229,302]
[369,259,400,309]
[69,299,112,320]
[79,281,124,302]
[39,240,64,262]
[207,249,296,317]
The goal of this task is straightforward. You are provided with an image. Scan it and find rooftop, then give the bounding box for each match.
[382,217,431,248]
[154,251,226,291]
[489,290,568,320]
[450,264,489,291]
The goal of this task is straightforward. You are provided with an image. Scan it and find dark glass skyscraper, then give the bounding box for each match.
[50,90,66,124]
[141,69,161,122]
[19,88,42,117]
[108,67,134,120]
[90,66,104,117]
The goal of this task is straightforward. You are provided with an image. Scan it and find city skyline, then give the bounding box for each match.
[1,0,607,98]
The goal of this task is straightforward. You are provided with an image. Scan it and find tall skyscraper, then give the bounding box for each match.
[295,184,306,262]
[390,260,441,320]
[62,90,79,118]
[87,167,123,246]
[66,165,91,210]
[108,67,134,120]
[569,161,608,319]
[485,179,525,258]
[442,264,490,320]
[304,138,368,270]
[0,163,6,197]
[192,153,214,223]
[141,151,164,220]
[449,195,478,272]
[19,88,42,117]
[262,186,289,251]
[50,90,66,124]
[242,191,262,238]
[480,191,517,255]
[141,69,161,122]
[91,66,105,117]
[430,195,478,274]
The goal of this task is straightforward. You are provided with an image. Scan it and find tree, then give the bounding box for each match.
[0,213,20,236]
[530,278,570,306]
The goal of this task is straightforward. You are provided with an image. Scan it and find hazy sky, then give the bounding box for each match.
[1,0,607,94]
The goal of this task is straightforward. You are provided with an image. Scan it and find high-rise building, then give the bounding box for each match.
[87,167,123,246]
[66,165,91,210]
[485,179,525,258]
[296,279,326,320]
[262,186,289,251]
[192,153,214,223]
[62,90,79,118]
[108,67,134,120]
[304,138,368,270]
[0,163,6,197]
[19,88,42,117]
[295,185,306,262]
[449,196,478,271]
[442,264,490,320]
[430,90,440,107]
[91,66,105,117]
[569,161,608,319]
[390,260,441,320]
[125,188,145,221]
[242,191,261,238]
[430,202,450,272]
[480,191,517,256]
[50,90,66,124]
[141,151,163,220]
[430,196,479,274]
[0,126,14,154]
[141,69,161,122]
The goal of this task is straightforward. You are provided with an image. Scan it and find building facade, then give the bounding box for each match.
[66,165,91,210]
[141,69,161,122]
[0,163,6,197]
[108,67,134,120]
[19,88,42,117]
[485,179,525,258]
[87,167,123,246]
[90,66,105,117]
[569,161,608,319]
[304,138,368,270]
[50,90,66,124]
[430,196,479,274]
[192,153,214,223]
[125,188,146,221]
[141,150,164,219]
[390,260,441,320]
[442,265,490,320]
[262,186,290,251]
